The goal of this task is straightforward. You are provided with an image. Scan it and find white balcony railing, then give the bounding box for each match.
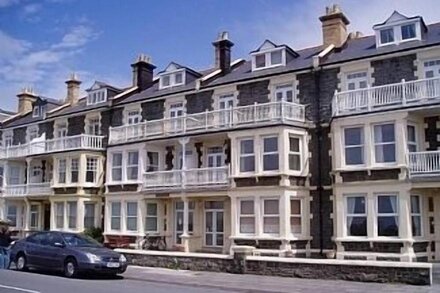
[3,182,52,197]
[407,151,440,177]
[143,166,229,191]
[109,101,305,144]
[332,77,440,116]
[1,134,104,159]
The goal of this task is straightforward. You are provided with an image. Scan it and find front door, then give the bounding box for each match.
[423,59,440,99]
[43,204,51,230]
[207,147,224,183]
[204,201,224,247]
[169,103,184,132]
[219,95,234,126]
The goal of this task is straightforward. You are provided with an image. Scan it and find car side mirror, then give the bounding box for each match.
[53,242,65,248]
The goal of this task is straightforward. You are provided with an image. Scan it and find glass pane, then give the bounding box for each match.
[410,196,420,213]
[375,144,396,163]
[146,218,157,232]
[216,234,224,246]
[206,212,213,232]
[263,217,279,234]
[147,203,157,216]
[289,154,301,171]
[401,24,416,40]
[347,196,365,214]
[111,202,121,216]
[217,212,224,232]
[264,137,278,152]
[378,196,397,213]
[289,137,300,152]
[255,54,266,68]
[240,217,255,233]
[111,218,120,230]
[112,169,122,181]
[127,218,137,231]
[347,216,367,236]
[270,50,282,65]
[205,234,213,246]
[290,217,302,234]
[344,128,362,145]
[345,147,363,165]
[240,140,254,154]
[263,154,279,171]
[264,200,279,215]
[240,156,255,172]
[407,125,416,142]
[290,200,301,215]
[205,201,223,210]
[127,202,138,216]
[374,124,394,143]
[380,28,394,44]
[240,201,254,215]
[378,216,398,236]
[412,216,422,237]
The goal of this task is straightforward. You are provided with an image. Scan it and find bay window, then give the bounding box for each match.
[111,153,123,181]
[145,202,158,232]
[67,201,77,229]
[127,151,139,180]
[84,203,96,229]
[110,202,121,230]
[239,139,255,172]
[262,199,279,234]
[344,127,364,165]
[410,195,422,237]
[126,202,138,231]
[239,200,255,234]
[262,136,278,171]
[345,196,367,236]
[374,123,396,163]
[290,199,302,235]
[55,202,64,229]
[377,195,399,237]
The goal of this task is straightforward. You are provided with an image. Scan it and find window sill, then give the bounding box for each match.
[334,164,405,173]
[334,237,414,243]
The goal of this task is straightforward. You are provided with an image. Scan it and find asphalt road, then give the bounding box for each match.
[0,265,438,293]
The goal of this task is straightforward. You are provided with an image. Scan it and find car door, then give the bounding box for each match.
[25,232,46,267]
[40,232,65,269]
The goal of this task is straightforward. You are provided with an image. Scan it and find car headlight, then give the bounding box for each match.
[86,253,102,263]
[119,254,127,263]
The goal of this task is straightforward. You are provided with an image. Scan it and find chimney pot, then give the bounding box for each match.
[319,4,350,48]
[212,31,234,73]
[131,54,156,91]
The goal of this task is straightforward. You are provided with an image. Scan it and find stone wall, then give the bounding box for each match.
[67,115,85,136]
[185,90,213,114]
[371,54,417,86]
[236,80,270,106]
[340,169,400,182]
[141,100,165,121]
[13,127,26,145]
[38,121,54,139]
[111,108,124,127]
[119,250,432,285]
[424,116,439,150]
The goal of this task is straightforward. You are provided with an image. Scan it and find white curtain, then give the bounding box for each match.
[346,197,356,231]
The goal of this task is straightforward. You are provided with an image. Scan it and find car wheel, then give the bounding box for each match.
[16,254,28,271]
[64,258,78,278]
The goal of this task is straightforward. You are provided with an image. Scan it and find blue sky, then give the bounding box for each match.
[0,0,438,111]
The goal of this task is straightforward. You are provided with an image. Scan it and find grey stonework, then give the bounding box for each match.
[310,189,333,250]
[234,176,280,187]
[236,80,270,106]
[141,100,165,121]
[13,127,26,145]
[340,169,400,182]
[67,115,85,136]
[38,121,54,139]
[424,116,439,150]
[371,54,417,86]
[341,242,404,253]
[107,185,139,193]
[122,252,431,285]
[165,146,174,170]
[100,110,111,147]
[111,108,124,127]
[185,90,214,114]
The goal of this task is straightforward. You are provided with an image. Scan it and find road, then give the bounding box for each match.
[0,266,438,293]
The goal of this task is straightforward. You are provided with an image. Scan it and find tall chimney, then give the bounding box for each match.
[65,73,81,105]
[17,87,37,113]
[212,31,234,73]
[319,4,350,48]
[131,54,156,91]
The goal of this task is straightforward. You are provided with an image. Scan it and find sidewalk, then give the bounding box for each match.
[123,265,438,293]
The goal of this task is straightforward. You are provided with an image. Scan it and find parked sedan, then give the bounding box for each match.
[10,231,127,278]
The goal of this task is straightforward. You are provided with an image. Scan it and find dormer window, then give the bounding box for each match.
[374,11,425,47]
[159,70,185,89]
[250,40,298,72]
[32,105,45,118]
[87,89,107,105]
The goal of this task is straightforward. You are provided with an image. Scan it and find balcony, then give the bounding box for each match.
[2,182,52,197]
[1,134,104,159]
[332,77,440,117]
[407,151,440,178]
[109,101,305,145]
[142,166,229,191]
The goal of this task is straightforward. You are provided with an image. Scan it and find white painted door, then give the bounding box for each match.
[169,103,184,132]
[219,95,234,126]
[207,147,224,183]
[424,60,440,99]
[205,201,224,247]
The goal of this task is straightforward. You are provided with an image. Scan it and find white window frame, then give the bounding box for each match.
[251,48,286,71]
[70,158,79,183]
[376,194,399,238]
[54,120,68,138]
[126,150,139,181]
[3,131,13,147]
[29,204,40,229]
[346,71,368,91]
[126,201,138,232]
[55,202,65,229]
[239,138,255,174]
[84,202,96,229]
[423,59,440,78]
[174,201,194,244]
[238,198,255,236]
[343,126,365,167]
[288,135,302,172]
[87,89,107,105]
[57,158,67,184]
[67,201,77,229]
[375,20,421,47]
[85,114,101,135]
[125,108,142,125]
[344,195,368,238]
[290,198,303,236]
[27,125,39,143]
[110,201,122,231]
[407,124,417,153]
[410,195,423,238]
[373,122,396,165]
[261,136,279,172]
[146,151,160,172]
[273,83,296,103]
[261,198,280,236]
[145,202,158,233]
[85,156,99,184]
[7,204,18,227]
[111,152,123,182]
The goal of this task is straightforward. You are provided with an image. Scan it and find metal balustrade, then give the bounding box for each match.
[332,77,440,116]
[407,151,440,177]
[0,134,104,159]
[3,182,52,197]
[143,166,229,191]
[109,101,306,144]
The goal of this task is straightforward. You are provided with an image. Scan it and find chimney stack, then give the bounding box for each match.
[319,4,350,48]
[131,54,156,91]
[65,73,81,105]
[212,31,234,73]
[17,87,37,113]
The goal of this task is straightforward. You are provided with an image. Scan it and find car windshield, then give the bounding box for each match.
[62,233,101,247]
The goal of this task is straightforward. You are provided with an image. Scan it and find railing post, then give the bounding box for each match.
[254,102,258,123]
[205,109,209,130]
[280,100,285,122]
[333,90,338,116]
[401,79,406,106]
[367,85,372,111]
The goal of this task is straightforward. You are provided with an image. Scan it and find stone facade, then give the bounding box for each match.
[237,80,270,106]
[67,115,85,136]
[13,127,26,145]
[185,90,213,114]
[141,100,165,121]
[371,54,417,86]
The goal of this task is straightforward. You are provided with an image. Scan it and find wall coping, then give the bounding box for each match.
[246,255,433,269]
[116,249,233,260]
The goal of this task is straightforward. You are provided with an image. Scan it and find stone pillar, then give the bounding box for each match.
[49,199,55,230]
[3,161,8,189]
[279,191,291,253]
[434,196,440,261]
[24,198,30,232]
[334,190,345,259]
[26,158,32,188]
[181,196,190,252]
[399,189,415,262]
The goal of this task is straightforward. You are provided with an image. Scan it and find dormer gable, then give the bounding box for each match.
[373,11,426,47]
[158,62,202,90]
[32,97,47,118]
[85,81,123,106]
[250,40,298,71]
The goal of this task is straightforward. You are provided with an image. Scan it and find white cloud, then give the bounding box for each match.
[233,0,440,51]
[0,24,98,111]
[23,3,41,15]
